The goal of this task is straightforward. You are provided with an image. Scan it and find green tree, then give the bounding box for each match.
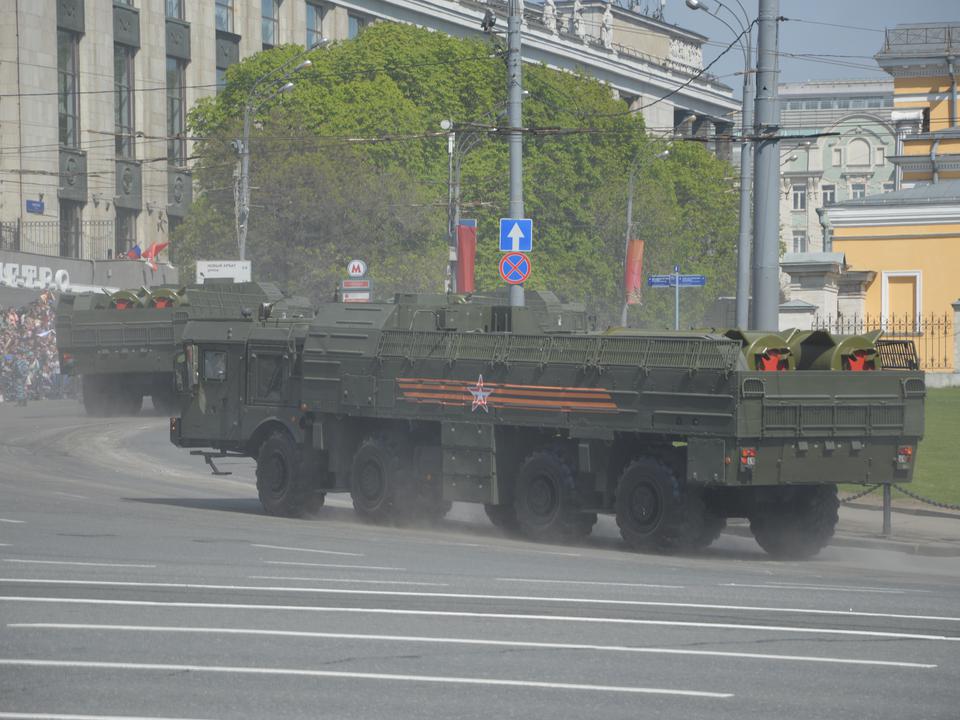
[181,22,738,323]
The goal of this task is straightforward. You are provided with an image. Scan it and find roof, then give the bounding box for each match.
[834,179,960,208]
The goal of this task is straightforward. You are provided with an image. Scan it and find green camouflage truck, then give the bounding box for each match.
[170,290,925,559]
[56,282,312,416]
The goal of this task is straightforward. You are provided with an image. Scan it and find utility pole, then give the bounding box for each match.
[750,0,781,331]
[507,0,525,308]
[735,30,754,329]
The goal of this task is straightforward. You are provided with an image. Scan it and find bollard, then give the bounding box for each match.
[882,483,892,537]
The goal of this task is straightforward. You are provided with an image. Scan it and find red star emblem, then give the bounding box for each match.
[468,374,492,412]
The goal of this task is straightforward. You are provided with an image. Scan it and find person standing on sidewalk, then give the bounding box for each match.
[13,353,30,407]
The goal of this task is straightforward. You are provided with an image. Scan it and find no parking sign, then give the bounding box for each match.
[499,252,531,285]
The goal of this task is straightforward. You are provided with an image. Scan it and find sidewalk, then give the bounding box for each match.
[727,503,960,557]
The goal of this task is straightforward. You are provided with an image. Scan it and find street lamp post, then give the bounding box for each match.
[441,111,507,292]
[235,47,323,261]
[622,148,669,327]
[686,0,754,329]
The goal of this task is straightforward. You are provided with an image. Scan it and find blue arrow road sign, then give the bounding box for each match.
[678,274,707,287]
[499,218,532,252]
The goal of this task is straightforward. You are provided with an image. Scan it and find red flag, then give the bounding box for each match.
[141,242,169,260]
[624,239,645,305]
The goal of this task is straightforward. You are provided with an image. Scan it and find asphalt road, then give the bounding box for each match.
[1,400,958,720]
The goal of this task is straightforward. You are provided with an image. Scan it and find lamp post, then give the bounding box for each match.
[622,148,669,327]
[235,46,324,261]
[686,0,754,329]
[441,109,509,291]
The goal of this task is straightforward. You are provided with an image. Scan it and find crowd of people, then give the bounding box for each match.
[0,290,67,405]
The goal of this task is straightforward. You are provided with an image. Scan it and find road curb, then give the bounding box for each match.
[722,524,960,558]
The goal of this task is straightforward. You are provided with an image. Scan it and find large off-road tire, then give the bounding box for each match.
[749,485,839,560]
[615,458,706,553]
[118,388,143,416]
[256,431,324,517]
[692,511,727,550]
[81,376,109,417]
[350,436,419,525]
[512,450,597,542]
[484,503,520,534]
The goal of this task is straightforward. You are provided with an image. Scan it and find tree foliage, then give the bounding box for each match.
[180,22,738,325]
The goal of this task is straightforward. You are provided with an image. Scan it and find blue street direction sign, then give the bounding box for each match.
[647,274,707,287]
[499,218,532,252]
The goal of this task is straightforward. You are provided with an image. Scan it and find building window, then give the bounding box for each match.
[114,44,136,159]
[216,0,233,32]
[792,231,807,254]
[60,200,83,258]
[883,182,895,193]
[306,2,324,48]
[216,66,227,94]
[851,183,866,200]
[166,0,184,20]
[58,30,80,148]
[166,57,187,167]
[832,147,841,166]
[262,0,279,49]
[848,138,870,166]
[115,209,137,257]
[348,14,366,38]
[791,184,806,211]
[822,184,836,206]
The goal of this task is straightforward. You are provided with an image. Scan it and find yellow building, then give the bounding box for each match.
[821,24,960,373]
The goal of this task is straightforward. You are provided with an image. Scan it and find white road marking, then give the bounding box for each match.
[3,597,957,642]
[3,560,156,569]
[248,576,448,587]
[263,560,404,571]
[0,714,216,720]
[722,583,915,595]
[10,623,937,669]
[0,659,732,698]
[51,492,88,499]
[251,543,363,557]
[499,578,684,590]
[1,578,956,624]
[0,519,25,524]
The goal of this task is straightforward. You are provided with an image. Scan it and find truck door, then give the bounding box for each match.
[194,343,244,445]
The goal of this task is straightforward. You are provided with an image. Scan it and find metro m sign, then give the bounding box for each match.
[347,259,368,278]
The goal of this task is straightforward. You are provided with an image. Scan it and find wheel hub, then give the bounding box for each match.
[527,475,557,518]
[358,462,385,502]
[629,483,661,531]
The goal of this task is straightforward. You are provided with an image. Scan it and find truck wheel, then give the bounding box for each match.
[512,450,596,542]
[350,437,418,525]
[749,485,839,560]
[81,377,109,417]
[484,504,520,534]
[692,511,727,550]
[256,431,319,518]
[615,458,705,553]
[119,389,143,416]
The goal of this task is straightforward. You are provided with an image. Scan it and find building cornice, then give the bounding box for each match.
[825,204,960,228]
[335,0,737,117]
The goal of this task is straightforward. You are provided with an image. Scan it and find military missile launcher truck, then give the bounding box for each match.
[171,290,924,559]
[56,282,312,416]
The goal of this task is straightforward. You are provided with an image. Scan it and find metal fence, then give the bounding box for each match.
[813,313,954,371]
[0,219,114,260]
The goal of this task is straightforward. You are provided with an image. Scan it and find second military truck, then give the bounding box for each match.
[171,291,924,559]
